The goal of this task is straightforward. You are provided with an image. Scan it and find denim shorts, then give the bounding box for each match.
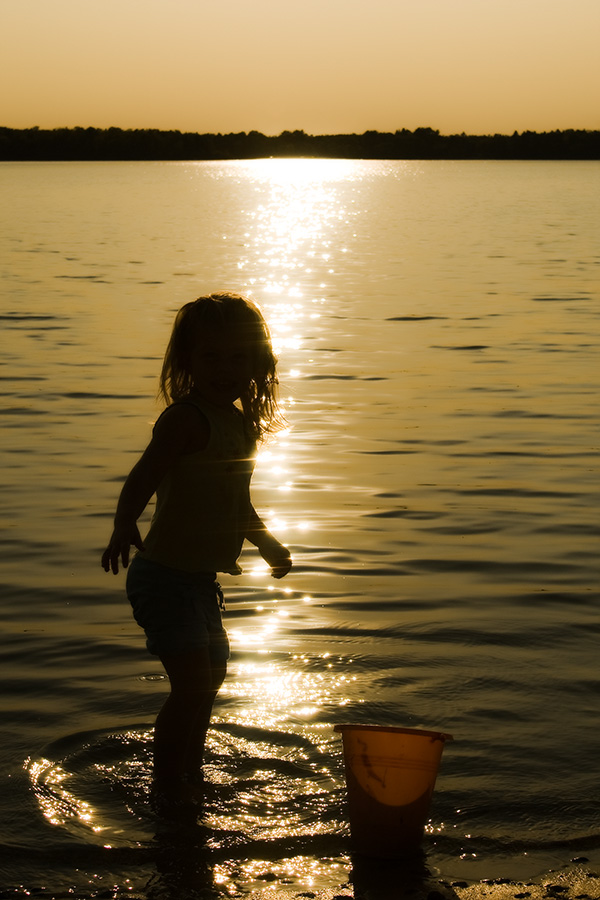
[126,555,230,661]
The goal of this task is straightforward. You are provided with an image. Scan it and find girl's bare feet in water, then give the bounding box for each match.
[150,776,203,820]
[181,769,208,807]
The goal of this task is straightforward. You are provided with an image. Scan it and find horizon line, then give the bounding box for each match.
[3,124,600,138]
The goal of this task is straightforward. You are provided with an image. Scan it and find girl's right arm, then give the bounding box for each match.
[101,404,208,574]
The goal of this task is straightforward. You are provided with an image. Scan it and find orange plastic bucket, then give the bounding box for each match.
[334,724,453,857]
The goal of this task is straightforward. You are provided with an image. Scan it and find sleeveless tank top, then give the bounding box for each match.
[139,396,256,574]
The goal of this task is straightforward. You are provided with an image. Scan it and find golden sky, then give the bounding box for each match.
[1,0,599,135]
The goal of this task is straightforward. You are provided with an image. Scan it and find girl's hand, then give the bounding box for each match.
[258,535,292,579]
[246,504,292,578]
[101,522,145,575]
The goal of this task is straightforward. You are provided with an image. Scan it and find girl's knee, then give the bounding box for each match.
[169,684,213,705]
[211,661,227,691]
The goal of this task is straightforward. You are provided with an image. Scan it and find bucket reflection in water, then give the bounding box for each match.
[334,724,453,857]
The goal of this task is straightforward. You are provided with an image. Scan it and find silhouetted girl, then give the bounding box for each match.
[102,292,291,809]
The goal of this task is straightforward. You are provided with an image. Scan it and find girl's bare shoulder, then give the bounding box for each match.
[153,402,209,454]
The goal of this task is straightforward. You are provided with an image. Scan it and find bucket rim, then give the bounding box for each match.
[334,724,453,741]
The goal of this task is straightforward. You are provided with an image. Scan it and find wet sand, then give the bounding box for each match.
[450,865,600,900]
[249,860,600,899]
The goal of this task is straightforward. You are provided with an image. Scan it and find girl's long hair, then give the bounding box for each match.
[159,292,285,438]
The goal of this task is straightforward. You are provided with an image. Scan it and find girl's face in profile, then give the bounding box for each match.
[189,325,255,408]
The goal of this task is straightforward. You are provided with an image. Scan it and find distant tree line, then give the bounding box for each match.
[0,125,599,160]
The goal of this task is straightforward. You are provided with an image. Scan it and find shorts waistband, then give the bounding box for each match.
[131,554,217,583]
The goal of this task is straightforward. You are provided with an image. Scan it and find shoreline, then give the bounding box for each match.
[246,859,600,899]
[448,860,600,900]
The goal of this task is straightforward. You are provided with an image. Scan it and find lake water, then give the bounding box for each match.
[0,159,599,899]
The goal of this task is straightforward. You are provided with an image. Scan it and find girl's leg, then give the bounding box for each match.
[153,649,226,790]
[184,659,227,778]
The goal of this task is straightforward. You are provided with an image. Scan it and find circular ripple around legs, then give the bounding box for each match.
[26,725,156,844]
[25,721,348,853]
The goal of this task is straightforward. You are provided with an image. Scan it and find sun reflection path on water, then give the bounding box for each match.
[225,652,358,726]
[209,160,365,887]
[220,158,368,565]
[231,156,361,347]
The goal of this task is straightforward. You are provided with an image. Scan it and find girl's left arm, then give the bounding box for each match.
[246,504,292,579]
